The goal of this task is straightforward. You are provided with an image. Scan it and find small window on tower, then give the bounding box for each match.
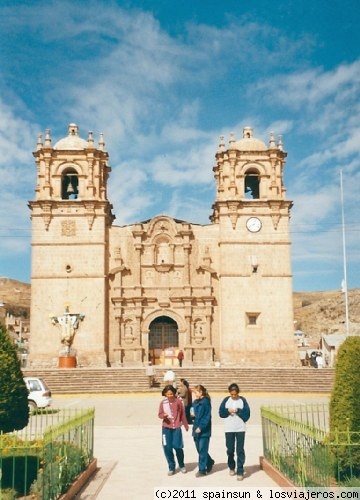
[246,312,260,326]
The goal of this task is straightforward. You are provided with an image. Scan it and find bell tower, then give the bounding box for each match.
[28,124,114,367]
[212,127,297,366]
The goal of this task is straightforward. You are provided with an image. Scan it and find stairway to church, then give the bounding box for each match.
[22,367,334,395]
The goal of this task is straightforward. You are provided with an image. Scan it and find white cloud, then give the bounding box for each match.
[0,101,37,170]
[109,161,155,225]
[0,99,36,258]
[0,190,31,254]
[256,60,360,110]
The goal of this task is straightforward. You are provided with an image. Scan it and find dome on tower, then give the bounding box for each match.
[235,127,267,151]
[54,124,88,150]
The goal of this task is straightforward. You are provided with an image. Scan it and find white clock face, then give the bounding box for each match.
[246,217,262,232]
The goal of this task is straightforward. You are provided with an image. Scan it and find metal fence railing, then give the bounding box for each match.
[0,407,95,499]
[261,404,360,487]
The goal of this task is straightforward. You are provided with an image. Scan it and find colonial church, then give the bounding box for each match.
[28,124,298,368]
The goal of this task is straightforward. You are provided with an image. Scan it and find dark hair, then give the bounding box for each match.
[163,385,176,396]
[180,378,189,388]
[194,384,211,400]
[228,383,240,393]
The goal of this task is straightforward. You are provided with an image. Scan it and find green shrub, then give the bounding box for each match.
[0,326,29,432]
[329,336,360,480]
[31,440,89,499]
[0,488,18,500]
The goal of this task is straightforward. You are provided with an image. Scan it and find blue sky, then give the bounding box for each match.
[0,0,359,292]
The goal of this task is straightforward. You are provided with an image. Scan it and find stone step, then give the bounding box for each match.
[22,367,334,394]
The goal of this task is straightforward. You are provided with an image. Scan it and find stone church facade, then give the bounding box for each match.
[28,124,298,368]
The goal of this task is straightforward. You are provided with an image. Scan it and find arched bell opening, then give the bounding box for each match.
[244,169,260,199]
[61,168,79,200]
[148,316,178,366]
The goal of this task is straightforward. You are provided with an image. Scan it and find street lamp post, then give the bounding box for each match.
[340,169,350,336]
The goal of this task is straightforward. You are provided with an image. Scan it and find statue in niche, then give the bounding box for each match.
[124,322,135,344]
[194,321,205,344]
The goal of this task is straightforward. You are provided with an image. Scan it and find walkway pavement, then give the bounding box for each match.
[51,392,329,499]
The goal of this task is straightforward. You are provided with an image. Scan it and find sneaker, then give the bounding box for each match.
[195,471,207,477]
[168,470,175,476]
[207,459,215,473]
[237,474,244,481]
[180,467,187,474]
[229,469,236,476]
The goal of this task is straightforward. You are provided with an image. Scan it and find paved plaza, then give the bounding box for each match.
[51,392,329,499]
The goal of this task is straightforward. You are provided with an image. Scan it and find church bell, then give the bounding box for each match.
[66,179,75,194]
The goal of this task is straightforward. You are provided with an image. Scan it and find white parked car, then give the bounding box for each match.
[24,376,52,412]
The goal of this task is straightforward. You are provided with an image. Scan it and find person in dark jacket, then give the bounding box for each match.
[218,383,250,481]
[191,384,215,477]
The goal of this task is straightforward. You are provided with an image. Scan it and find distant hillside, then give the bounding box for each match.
[293,288,360,344]
[1,278,359,344]
[0,278,31,317]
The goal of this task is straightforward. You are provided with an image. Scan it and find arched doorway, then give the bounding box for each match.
[149,316,178,366]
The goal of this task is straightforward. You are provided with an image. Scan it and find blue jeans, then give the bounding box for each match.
[225,431,245,474]
[193,435,213,472]
[162,427,185,471]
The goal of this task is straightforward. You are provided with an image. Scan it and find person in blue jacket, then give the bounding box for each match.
[191,384,215,477]
[218,383,250,481]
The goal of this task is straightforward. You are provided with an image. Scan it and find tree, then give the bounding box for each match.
[329,336,360,479]
[0,326,29,432]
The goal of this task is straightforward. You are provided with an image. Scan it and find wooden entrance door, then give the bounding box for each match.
[149,316,178,365]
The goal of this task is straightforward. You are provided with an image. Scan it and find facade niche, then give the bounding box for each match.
[156,239,171,264]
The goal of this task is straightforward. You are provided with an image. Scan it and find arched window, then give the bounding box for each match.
[61,168,79,200]
[244,169,260,199]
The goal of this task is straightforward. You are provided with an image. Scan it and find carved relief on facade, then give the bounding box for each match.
[227,202,239,229]
[61,220,76,236]
[271,213,281,230]
[172,270,182,285]
[147,216,176,239]
[270,201,285,230]
[144,269,154,285]
[40,201,52,230]
[84,202,96,230]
